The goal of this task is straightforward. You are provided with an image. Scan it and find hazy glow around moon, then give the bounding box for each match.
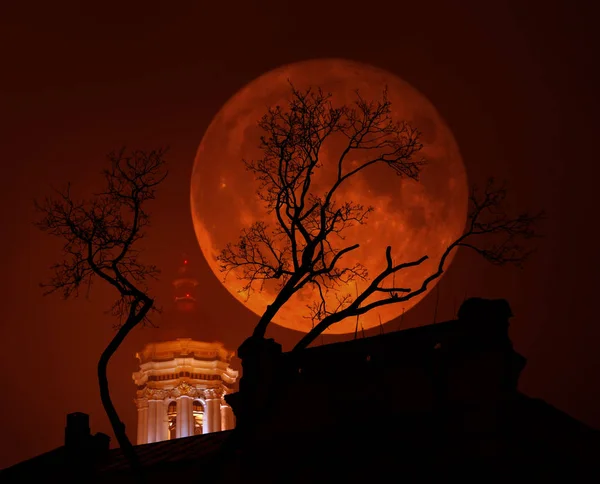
[191,59,468,334]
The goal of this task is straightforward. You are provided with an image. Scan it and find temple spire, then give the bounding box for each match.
[173,255,199,313]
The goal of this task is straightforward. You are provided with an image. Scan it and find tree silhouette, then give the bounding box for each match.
[35,148,168,480]
[218,86,542,351]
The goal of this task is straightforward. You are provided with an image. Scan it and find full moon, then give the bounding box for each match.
[191,59,467,334]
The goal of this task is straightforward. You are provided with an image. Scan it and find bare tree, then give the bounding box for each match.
[35,148,168,478]
[218,86,542,351]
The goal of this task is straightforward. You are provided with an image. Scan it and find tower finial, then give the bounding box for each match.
[173,255,199,312]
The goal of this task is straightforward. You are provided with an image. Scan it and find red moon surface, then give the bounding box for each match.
[191,59,468,334]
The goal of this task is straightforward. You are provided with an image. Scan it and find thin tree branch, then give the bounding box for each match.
[220,85,424,337]
[293,178,542,351]
[35,147,168,481]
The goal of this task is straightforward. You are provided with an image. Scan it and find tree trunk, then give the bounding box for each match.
[292,310,345,353]
[97,306,150,483]
[252,292,289,338]
[253,271,306,338]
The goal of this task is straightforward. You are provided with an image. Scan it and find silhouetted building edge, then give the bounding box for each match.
[2,298,599,482]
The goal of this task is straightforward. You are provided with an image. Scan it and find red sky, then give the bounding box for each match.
[1,0,598,470]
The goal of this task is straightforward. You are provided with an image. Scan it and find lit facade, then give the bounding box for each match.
[132,338,239,444]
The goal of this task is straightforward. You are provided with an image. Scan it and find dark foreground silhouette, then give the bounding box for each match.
[2,298,599,482]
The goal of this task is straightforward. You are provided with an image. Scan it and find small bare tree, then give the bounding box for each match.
[218,86,541,351]
[35,148,168,478]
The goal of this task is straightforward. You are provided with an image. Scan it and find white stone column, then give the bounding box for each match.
[221,404,227,431]
[147,400,159,443]
[205,392,222,433]
[176,396,193,438]
[212,398,222,432]
[136,400,148,445]
[221,404,235,431]
[155,400,169,442]
[202,405,210,434]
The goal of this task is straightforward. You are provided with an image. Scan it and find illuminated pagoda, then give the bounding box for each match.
[132,257,239,444]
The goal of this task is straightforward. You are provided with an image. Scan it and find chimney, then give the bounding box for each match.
[92,432,111,452]
[65,412,91,449]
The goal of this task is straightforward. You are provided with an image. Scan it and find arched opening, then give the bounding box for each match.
[193,400,204,435]
[167,401,177,440]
